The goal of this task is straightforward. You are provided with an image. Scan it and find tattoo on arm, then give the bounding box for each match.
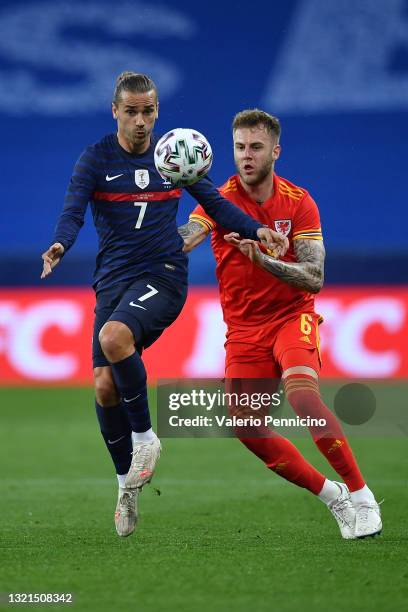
[178,221,207,239]
[260,239,325,293]
[177,221,209,252]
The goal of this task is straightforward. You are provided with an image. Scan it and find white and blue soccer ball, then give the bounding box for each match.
[154,128,213,187]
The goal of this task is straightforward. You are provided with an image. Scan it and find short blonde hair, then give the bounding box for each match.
[232,109,281,140]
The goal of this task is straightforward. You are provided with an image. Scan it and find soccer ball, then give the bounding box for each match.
[154,128,213,187]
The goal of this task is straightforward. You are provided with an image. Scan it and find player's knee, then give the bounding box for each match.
[99,321,134,362]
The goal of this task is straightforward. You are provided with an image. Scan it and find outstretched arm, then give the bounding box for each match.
[225,234,325,293]
[186,176,261,239]
[178,221,209,253]
[41,148,97,279]
[186,176,288,254]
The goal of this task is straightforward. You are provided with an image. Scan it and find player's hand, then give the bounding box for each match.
[224,234,264,265]
[224,231,284,259]
[256,227,289,257]
[232,239,264,266]
[41,243,65,279]
[223,232,241,247]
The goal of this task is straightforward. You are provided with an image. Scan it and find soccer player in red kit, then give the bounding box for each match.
[179,109,382,539]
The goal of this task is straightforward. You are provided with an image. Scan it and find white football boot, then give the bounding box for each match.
[354,500,382,538]
[115,487,139,537]
[327,482,357,539]
[125,434,161,490]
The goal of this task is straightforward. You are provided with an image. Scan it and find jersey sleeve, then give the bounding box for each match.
[186,175,262,239]
[53,146,99,252]
[189,203,215,233]
[292,193,323,241]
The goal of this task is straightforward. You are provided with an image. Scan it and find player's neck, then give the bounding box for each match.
[117,132,151,155]
[239,171,274,204]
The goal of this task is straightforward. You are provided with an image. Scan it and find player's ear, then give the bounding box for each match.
[273,143,281,161]
[112,103,118,120]
[156,101,159,119]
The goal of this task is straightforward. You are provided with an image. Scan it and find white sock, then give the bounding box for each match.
[117,473,127,489]
[132,428,156,443]
[350,484,375,505]
[317,479,341,505]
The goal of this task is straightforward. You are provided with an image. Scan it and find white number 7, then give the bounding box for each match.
[138,284,158,301]
[134,202,147,229]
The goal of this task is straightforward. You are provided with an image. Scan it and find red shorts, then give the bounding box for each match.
[225,312,323,378]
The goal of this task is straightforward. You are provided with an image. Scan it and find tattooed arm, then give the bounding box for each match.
[224,234,325,293]
[178,220,209,253]
[263,239,325,292]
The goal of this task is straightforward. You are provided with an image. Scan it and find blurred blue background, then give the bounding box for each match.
[1,0,407,285]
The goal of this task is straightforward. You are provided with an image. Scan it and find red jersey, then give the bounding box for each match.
[190,173,323,327]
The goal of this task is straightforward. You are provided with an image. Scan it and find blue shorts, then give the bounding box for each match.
[92,264,188,368]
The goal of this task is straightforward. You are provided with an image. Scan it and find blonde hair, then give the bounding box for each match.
[232,109,281,140]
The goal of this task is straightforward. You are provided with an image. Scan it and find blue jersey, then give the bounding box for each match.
[53,133,262,291]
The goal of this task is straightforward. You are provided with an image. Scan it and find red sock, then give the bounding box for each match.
[239,432,325,495]
[284,375,365,492]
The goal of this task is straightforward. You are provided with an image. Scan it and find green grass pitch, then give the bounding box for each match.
[0,387,407,611]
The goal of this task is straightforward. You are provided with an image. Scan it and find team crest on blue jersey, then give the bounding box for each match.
[274,219,292,236]
[135,169,150,189]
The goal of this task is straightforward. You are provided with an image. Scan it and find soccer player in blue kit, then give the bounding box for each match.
[41,71,287,537]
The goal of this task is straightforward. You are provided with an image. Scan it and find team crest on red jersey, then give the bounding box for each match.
[274,219,292,236]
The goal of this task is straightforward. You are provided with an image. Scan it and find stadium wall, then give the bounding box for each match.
[1,286,407,385]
